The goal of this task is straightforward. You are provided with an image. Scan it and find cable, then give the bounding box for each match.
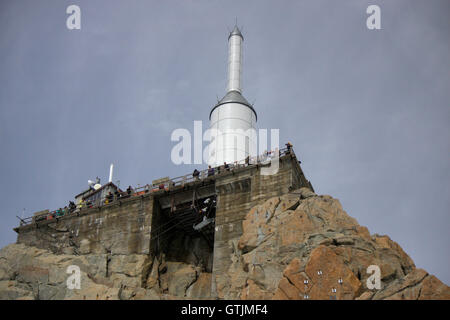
[150,219,187,242]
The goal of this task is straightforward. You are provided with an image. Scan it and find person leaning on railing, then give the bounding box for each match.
[193,169,200,180]
[126,186,133,197]
[55,208,63,217]
[285,142,293,153]
[68,201,76,213]
[78,199,86,210]
[104,191,114,204]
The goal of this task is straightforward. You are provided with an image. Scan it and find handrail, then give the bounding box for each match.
[17,146,294,227]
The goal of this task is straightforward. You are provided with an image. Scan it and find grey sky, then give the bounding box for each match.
[0,0,449,284]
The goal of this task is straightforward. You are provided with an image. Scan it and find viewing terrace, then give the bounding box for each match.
[15,146,300,229]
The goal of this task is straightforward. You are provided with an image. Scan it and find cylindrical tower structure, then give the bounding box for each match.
[209,26,257,166]
[227,28,243,93]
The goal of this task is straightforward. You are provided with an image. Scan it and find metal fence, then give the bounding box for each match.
[17,146,294,227]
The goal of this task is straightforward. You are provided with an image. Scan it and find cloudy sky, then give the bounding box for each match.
[0,0,449,284]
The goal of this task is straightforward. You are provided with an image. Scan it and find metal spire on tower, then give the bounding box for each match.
[208,23,257,166]
[227,24,244,93]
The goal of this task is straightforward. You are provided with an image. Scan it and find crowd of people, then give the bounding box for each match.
[32,144,294,224]
[193,143,293,180]
[35,185,138,222]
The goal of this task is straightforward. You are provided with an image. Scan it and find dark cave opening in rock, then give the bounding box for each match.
[150,194,216,273]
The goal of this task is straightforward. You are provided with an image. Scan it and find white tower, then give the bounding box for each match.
[209,25,257,166]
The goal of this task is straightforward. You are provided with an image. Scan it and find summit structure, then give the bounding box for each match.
[209,26,257,166]
[7,24,314,300]
[2,24,449,301]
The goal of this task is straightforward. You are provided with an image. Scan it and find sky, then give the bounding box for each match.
[0,0,449,284]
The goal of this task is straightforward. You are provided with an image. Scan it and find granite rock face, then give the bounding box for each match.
[1,188,448,300]
[224,188,449,300]
[0,243,211,300]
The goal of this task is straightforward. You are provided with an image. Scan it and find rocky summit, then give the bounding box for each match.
[0,188,448,300]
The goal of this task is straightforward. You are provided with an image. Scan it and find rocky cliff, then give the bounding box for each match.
[1,188,448,300]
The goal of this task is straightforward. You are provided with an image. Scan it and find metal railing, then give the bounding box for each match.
[17,146,294,227]
[164,146,292,189]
